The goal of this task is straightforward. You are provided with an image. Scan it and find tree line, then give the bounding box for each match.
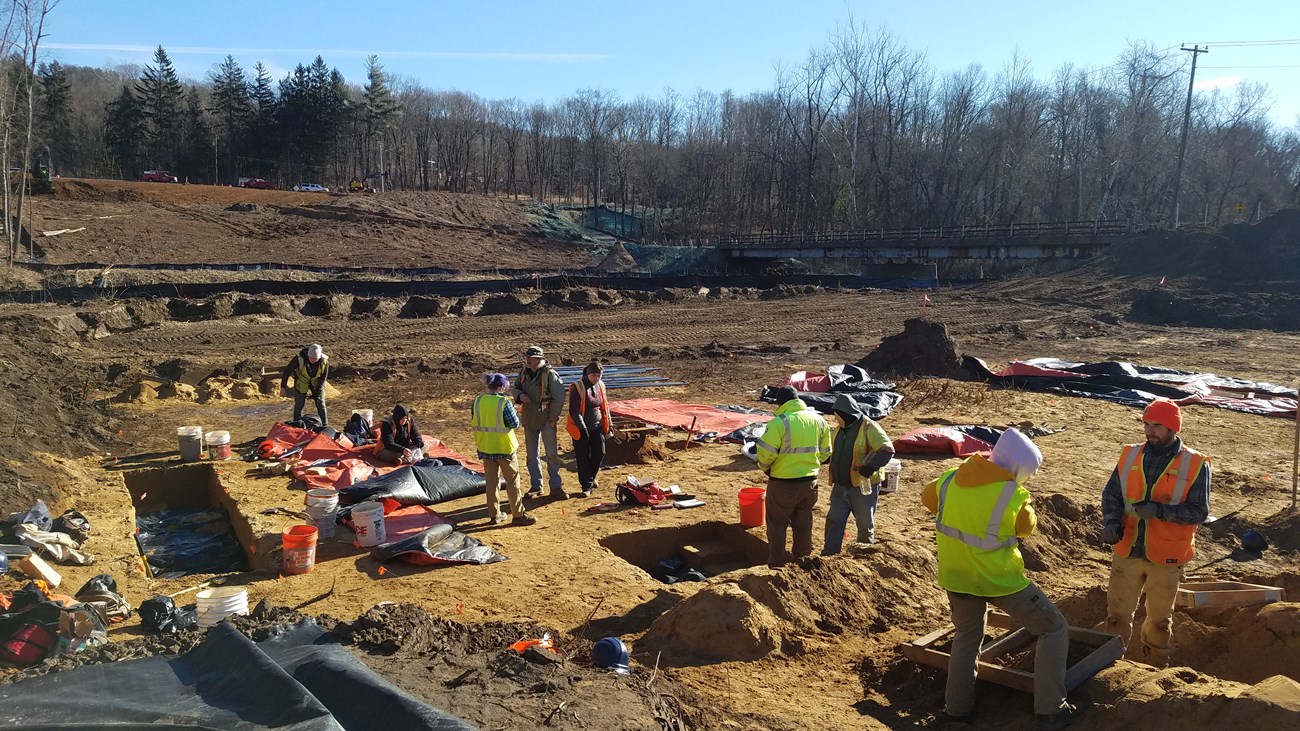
[14,13,1300,246]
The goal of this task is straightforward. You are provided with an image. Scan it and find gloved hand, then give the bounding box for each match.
[1101,525,1122,545]
[1133,501,1159,521]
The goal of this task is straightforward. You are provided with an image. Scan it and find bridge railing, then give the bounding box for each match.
[707,220,1132,248]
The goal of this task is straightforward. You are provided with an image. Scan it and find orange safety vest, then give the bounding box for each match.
[1113,443,1208,566]
[565,380,610,440]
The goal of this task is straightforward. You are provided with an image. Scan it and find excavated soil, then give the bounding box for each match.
[3,185,1300,729]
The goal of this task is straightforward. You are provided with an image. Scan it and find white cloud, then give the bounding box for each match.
[46,43,609,63]
[1193,75,1243,92]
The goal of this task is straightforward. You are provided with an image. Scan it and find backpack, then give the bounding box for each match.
[615,479,670,506]
[0,622,56,667]
[343,413,373,445]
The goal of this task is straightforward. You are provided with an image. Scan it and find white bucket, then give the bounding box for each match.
[177,426,204,462]
[351,502,386,547]
[880,459,902,494]
[204,430,232,460]
[351,409,374,425]
[304,488,340,539]
[195,587,249,628]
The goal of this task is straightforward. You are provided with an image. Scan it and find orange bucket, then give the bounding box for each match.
[281,524,318,574]
[738,487,766,528]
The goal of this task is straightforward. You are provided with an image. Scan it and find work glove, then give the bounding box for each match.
[1101,525,1122,545]
[1133,501,1159,521]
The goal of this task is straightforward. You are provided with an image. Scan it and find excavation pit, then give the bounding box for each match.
[599,520,767,580]
[123,463,257,577]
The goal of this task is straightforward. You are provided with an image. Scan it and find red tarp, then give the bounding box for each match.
[781,371,831,393]
[257,423,482,491]
[609,398,772,435]
[894,427,996,458]
[375,505,455,565]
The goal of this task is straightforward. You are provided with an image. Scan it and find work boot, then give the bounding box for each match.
[525,488,542,499]
[512,513,537,526]
[1036,702,1082,731]
[550,490,569,500]
[489,511,508,526]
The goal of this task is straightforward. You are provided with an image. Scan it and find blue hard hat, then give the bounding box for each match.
[0,550,8,577]
[1242,530,1268,553]
[591,637,629,673]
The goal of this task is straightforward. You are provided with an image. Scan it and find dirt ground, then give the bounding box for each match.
[1,180,1299,729]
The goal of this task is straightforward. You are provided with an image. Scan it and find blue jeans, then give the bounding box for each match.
[523,422,564,493]
[822,482,878,554]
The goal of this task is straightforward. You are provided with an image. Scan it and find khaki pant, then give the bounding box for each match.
[1104,554,1183,665]
[946,583,1070,717]
[483,455,523,518]
[765,476,818,568]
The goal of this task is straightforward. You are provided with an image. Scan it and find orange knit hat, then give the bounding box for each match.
[1143,399,1182,432]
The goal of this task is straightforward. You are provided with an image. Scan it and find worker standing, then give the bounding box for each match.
[512,346,567,499]
[822,394,895,553]
[566,361,611,497]
[1100,399,1210,667]
[923,428,1078,729]
[755,386,831,568]
[473,373,535,526]
[280,343,329,426]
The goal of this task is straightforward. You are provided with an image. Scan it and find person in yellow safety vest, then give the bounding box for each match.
[755,386,832,568]
[472,373,535,526]
[822,394,895,553]
[566,361,611,497]
[280,343,329,426]
[922,428,1080,730]
[1099,398,1209,667]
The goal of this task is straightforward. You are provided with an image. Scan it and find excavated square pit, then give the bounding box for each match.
[122,463,257,577]
[599,520,767,580]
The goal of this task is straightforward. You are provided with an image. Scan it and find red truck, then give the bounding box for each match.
[236,177,275,190]
[141,170,179,183]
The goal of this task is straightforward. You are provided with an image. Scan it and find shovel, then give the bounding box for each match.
[260,507,312,521]
[169,576,227,599]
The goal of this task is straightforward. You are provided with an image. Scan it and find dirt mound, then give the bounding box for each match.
[639,543,943,666]
[478,292,540,315]
[857,318,964,378]
[52,179,144,202]
[1019,493,1106,572]
[595,242,640,272]
[112,381,158,403]
[1089,665,1300,727]
[197,376,269,403]
[334,602,550,656]
[1172,601,1300,685]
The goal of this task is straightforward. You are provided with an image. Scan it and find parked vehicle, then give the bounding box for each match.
[142,170,179,183]
[293,183,329,193]
[236,177,275,189]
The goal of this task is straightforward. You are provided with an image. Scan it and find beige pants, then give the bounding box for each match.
[483,455,523,518]
[1104,554,1183,665]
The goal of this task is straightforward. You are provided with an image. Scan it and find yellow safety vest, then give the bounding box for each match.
[1114,443,1207,565]
[934,469,1030,597]
[472,393,518,454]
[756,399,831,479]
[293,353,328,395]
[835,418,891,488]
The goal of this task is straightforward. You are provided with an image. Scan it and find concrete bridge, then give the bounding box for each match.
[712,220,1133,261]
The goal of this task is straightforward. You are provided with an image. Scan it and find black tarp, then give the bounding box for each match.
[761,363,904,420]
[0,619,473,730]
[337,462,485,511]
[369,523,508,566]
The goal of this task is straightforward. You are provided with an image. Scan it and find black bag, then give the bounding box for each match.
[75,574,133,624]
[138,596,198,634]
[53,509,92,543]
[343,413,373,445]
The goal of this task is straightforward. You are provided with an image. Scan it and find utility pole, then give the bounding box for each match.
[213,135,219,185]
[378,141,386,194]
[1169,44,1209,229]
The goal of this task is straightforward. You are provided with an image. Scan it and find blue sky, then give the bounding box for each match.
[46,0,1300,126]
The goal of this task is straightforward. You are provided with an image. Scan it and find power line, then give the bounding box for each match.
[1199,64,1300,69]
[1184,38,1300,47]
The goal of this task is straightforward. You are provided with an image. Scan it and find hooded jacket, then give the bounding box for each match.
[756,398,832,479]
[829,395,893,488]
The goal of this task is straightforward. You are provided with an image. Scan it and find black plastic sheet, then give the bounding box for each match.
[338,462,485,509]
[761,364,904,420]
[369,524,508,566]
[0,619,474,730]
[136,508,248,578]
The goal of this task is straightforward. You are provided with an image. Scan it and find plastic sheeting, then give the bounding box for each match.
[608,398,773,434]
[338,462,485,507]
[894,426,1002,457]
[368,506,507,566]
[762,364,903,420]
[136,508,248,578]
[0,619,473,730]
[968,356,1298,418]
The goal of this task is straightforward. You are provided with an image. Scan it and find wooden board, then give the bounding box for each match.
[1175,581,1286,608]
[902,618,1125,695]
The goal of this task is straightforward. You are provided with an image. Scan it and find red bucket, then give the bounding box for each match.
[738,487,766,528]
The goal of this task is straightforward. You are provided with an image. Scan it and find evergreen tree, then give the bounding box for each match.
[135,46,185,169]
[180,87,213,182]
[208,55,251,182]
[103,85,144,177]
[36,60,72,176]
[247,62,279,178]
[362,55,400,177]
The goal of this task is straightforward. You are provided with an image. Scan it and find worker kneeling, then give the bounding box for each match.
[923,429,1080,729]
